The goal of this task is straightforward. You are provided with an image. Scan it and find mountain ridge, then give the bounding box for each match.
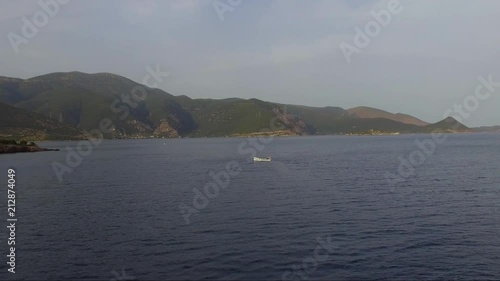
[347,106,429,127]
[0,72,479,140]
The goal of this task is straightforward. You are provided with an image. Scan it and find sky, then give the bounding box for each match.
[1,0,500,126]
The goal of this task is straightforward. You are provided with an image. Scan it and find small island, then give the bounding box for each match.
[0,140,60,154]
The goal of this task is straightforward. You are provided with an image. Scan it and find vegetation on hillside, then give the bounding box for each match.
[0,101,85,140]
[0,72,475,140]
[347,106,429,127]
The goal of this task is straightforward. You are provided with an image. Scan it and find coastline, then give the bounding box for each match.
[34,130,497,142]
[0,131,500,144]
[0,143,60,154]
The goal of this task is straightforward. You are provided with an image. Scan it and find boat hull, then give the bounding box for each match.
[253,157,272,162]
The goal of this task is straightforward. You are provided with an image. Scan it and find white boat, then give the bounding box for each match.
[253,156,272,162]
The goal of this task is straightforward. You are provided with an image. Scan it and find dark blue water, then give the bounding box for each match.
[0,134,499,280]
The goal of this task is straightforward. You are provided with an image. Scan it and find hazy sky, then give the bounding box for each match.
[1,0,499,126]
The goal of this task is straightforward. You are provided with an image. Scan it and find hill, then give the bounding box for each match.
[0,72,484,140]
[423,117,470,133]
[0,73,305,138]
[0,72,199,138]
[174,97,312,137]
[347,106,429,126]
[0,101,84,140]
[284,105,346,134]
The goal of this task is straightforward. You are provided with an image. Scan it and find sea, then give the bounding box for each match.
[0,133,499,280]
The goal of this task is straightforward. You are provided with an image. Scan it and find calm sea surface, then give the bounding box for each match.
[0,134,499,280]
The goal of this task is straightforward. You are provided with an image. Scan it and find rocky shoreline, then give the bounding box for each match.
[0,143,60,154]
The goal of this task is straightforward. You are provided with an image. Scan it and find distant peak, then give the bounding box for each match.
[443,116,459,122]
[430,116,469,130]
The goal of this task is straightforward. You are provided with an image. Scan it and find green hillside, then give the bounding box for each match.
[347,106,429,126]
[0,72,478,140]
[0,101,84,140]
[284,105,347,134]
[0,72,195,138]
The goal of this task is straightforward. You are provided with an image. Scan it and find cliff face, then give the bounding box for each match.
[153,119,179,138]
[272,107,315,135]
